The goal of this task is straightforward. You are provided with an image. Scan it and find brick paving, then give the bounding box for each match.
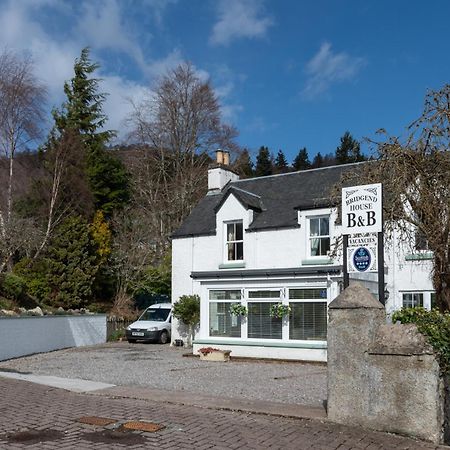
[0,377,447,449]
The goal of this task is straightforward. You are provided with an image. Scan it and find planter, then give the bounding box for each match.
[198,348,231,362]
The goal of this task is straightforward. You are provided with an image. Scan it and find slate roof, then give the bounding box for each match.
[172,162,364,239]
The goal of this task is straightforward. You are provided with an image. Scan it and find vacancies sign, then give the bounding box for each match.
[342,183,382,234]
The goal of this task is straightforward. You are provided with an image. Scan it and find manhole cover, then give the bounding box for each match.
[82,430,148,445]
[78,416,117,426]
[3,429,64,444]
[120,421,165,433]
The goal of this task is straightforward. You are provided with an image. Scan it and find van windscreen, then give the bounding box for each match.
[139,308,170,322]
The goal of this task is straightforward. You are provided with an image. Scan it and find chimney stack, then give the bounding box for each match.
[208,149,239,192]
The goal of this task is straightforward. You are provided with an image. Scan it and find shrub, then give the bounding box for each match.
[392,307,450,374]
[0,273,26,301]
[108,329,125,342]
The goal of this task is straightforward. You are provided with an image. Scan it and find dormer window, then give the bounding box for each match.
[226,221,243,261]
[309,216,330,257]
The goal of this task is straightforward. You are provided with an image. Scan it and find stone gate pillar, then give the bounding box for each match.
[327,282,384,424]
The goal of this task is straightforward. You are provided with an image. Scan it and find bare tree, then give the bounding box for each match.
[127,62,240,258]
[0,50,47,271]
[340,84,450,312]
[110,208,157,318]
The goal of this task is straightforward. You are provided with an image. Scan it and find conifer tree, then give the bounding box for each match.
[234,149,254,178]
[335,131,365,164]
[46,216,98,308]
[52,47,129,215]
[274,149,289,173]
[255,146,273,177]
[311,152,324,168]
[292,147,311,171]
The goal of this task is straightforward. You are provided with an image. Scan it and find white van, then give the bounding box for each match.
[125,303,172,344]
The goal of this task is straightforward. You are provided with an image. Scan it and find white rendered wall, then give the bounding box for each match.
[0,315,106,361]
[384,228,434,314]
[171,193,435,351]
[192,343,327,362]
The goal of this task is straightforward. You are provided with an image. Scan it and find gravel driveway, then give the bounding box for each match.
[0,342,327,407]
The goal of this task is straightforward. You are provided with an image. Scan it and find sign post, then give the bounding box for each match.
[341,183,384,304]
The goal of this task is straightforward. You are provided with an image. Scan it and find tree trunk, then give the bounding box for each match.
[433,254,450,312]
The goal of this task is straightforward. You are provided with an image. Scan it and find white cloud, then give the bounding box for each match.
[100,75,148,140]
[76,0,149,73]
[210,0,273,46]
[0,0,181,139]
[141,0,178,27]
[302,42,366,99]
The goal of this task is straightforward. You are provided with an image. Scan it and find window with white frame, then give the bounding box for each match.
[309,216,330,257]
[402,292,424,308]
[247,290,282,339]
[226,221,243,261]
[289,288,328,341]
[209,290,242,337]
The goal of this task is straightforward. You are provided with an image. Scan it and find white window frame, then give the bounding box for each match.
[307,215,331,258]
[401,291,436,310]
[287,287,328,342]
[224,220,244,262]
[208,289,242,338]
[246,288,283,340]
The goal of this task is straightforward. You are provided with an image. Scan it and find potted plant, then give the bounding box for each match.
[269,303,291,319]
[172,294,200,347]
[198,347,232,362]
[229,304,247,316]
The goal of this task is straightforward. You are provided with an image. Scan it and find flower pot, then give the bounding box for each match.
[199,349,231,362]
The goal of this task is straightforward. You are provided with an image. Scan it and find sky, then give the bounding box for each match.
[1,0,450,163]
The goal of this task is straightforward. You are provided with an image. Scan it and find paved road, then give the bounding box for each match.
[0,377,447,449]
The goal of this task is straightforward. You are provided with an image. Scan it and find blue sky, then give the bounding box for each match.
[1,0,449,163]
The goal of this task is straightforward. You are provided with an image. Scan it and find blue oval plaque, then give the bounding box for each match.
[353,247,371,272]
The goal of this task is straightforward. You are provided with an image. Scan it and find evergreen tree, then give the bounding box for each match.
[53,48,129,215]
[274,149,289,173]
[255,146,273,177]
[292,147,311,171]
[234,149,254,178]
[322,153,337,167]
[46,216,98,308]
[335,131,365,164]
[311,152,324,169]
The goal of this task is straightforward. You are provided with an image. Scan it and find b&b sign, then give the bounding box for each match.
[342,183,382,235]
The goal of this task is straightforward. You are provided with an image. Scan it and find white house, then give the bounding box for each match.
[171,151,435,361]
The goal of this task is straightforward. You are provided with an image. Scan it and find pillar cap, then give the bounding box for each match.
[329,282,384,310]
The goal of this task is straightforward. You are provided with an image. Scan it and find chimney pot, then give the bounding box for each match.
[223,151,230,166]
[216,149,224,164]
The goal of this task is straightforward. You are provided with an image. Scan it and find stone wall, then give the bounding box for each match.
[327,282,448,444]
[0,315,106,361]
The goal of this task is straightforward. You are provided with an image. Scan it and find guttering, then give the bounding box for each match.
[190,266,342,280]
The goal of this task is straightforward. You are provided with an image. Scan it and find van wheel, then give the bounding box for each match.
[159,330,169,344]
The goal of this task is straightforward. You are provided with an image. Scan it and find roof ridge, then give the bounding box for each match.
[231,161,368,183]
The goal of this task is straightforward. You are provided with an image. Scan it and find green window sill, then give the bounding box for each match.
[218,262,246,269]
[405,252,433,261]
[194,338,327,349]
[301,258,333,266]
